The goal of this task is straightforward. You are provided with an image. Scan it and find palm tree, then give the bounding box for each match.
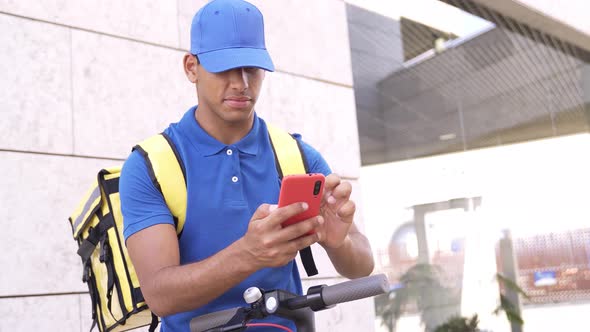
[493,273,529,327]
[375,266,528,332]
[375,263,461,332]
[434,315,480,332]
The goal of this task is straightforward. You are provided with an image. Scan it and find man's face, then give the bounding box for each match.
[186,55,266,125]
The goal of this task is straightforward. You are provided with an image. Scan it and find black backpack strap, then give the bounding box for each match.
[148,313,159,332]
[267,123,319,277]
[299,246,318,276]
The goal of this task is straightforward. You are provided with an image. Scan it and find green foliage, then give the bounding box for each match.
[375,264,461,332]
[433,315,480,332]
[493,273,529,326]
[375,267,529,332]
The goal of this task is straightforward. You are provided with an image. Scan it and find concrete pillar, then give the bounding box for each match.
[582,65,590,129]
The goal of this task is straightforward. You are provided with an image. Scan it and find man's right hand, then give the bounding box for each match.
[239,203,323,270]
[126,202,321,317]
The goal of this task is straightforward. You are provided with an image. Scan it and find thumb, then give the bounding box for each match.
[251,203,276,221]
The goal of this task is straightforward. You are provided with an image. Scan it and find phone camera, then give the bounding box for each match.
[313,180,322,195]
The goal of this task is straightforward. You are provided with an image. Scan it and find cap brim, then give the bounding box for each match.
[198,47,275,73]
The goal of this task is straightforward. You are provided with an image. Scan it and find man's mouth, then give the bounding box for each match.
[224,96,252,109]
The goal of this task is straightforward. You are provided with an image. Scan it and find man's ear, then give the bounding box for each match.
[183,53,198,83]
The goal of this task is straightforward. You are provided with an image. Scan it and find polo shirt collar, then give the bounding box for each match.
[179,105,261,157]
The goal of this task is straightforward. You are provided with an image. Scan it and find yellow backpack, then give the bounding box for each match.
[68,125,318,332]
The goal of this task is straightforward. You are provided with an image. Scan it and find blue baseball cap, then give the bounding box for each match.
[190,0,275,73]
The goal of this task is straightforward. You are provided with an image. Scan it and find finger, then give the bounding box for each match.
[323,174,341,204]
[331,181,352,202]
[265,202,309,227]
[251,203,274,221]
[277,216,322,241]
[288,232,320,253]
[323,173,341,192]
[337,200,356,220]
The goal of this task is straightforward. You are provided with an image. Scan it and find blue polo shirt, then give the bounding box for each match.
[120,106,331,331]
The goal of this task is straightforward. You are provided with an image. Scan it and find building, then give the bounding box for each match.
[2,0,590,331]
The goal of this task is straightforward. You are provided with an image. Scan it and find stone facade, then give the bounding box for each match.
[0,0,371,331]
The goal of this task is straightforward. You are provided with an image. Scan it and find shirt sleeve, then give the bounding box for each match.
[292,134,332,176]
[119,150,174,241]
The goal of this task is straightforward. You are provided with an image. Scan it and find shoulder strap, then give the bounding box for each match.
[266,123,319,277]
[133,133,187,236]
[266,123,308,177]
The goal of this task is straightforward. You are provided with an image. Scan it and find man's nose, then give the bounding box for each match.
[228,68,249,90]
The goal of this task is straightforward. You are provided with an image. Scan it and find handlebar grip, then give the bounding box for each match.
[190,307,240,332]
[322,274,389,307]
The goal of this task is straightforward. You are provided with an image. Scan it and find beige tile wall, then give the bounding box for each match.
[0,0,179,47]
[70,29,193,158]
[0,151,118,296]
[0,0,371,330]
[0,294,84,332]
[0,15,73,154]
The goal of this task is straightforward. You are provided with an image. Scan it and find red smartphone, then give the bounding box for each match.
[278,173,325,230]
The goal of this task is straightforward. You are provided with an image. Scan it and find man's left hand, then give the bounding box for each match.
[317,173,356,249]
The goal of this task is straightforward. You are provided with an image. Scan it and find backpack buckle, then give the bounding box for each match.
[82,262,91,283]
[99,237,110,263]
